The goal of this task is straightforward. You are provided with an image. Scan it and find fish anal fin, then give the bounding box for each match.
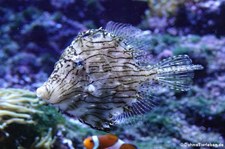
[113,98,156,125]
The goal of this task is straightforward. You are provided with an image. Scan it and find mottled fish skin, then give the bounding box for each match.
[36,22,203,131]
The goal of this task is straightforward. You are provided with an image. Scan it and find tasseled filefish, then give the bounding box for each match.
[36,21,203,131]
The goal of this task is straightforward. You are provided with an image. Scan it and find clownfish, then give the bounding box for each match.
[83,134,137,149]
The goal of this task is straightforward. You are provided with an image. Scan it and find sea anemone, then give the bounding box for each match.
[0,88,43,130]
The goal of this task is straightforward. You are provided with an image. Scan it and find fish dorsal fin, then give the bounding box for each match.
[105,21,151,51]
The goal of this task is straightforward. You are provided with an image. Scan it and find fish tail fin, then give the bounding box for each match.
[150,55,203,91]
[120,143,138,149]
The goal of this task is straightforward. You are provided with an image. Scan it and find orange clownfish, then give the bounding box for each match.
[83,134,137,149]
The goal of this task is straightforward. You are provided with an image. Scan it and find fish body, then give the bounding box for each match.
[83,134,137,149]
[36,21,203,131]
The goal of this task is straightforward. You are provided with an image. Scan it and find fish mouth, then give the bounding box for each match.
[36,85,63,104]
[36,85,50,101]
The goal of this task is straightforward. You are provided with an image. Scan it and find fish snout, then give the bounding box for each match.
[36,85,50,100]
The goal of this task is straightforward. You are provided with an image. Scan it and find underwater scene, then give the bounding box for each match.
[0,0,225,149]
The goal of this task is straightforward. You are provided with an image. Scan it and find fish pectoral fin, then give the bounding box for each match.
[150,55,203,91]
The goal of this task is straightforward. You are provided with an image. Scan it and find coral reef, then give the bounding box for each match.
[142,0,225,36]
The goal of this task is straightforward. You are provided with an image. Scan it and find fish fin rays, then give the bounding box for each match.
[105,21,152,51]
[113,98,157,125]
[151,55,203,91]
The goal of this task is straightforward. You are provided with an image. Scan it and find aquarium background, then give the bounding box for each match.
[0,0,225,149]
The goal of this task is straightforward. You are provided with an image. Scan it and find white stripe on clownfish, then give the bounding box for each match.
[107,139,125,149]
[92,135,100,149]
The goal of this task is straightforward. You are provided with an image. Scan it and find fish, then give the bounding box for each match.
[83,134,137,149]
[36,21,203,131]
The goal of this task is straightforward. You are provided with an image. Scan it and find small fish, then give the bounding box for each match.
[36,21,203,131]
[83,134,137,149]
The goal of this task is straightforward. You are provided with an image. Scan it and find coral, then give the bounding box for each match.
[126,88,225,149]
[50,0,75,9]
[141,0,225,35]
[0,6,84,89]
[148,0,185,17]
[0,88,43,130]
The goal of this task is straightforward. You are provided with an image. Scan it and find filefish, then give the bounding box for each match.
[36,21,203,131]
[83,134,137,149]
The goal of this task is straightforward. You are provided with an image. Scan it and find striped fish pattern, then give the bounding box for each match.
[36,21,203,131]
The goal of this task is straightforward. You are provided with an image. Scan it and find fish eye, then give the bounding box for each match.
[74,60,83,66]
[74,58,84,69]
[75,60,83,66]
